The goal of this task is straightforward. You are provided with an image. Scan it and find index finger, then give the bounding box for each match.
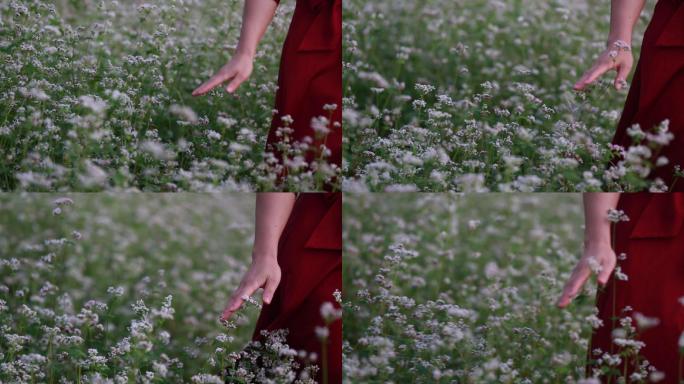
[192,72,233,97]
[220,284,259,321]
[574,63,611,91]
[557,262,591,308]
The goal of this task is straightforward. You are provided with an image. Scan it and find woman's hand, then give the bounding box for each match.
[192,52,254,96]
[221,254,281,322]
[557,241,617,308]
[574,41,634,91]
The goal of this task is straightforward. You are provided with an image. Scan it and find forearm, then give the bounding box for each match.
[252,192,296,260]
[583,193,620,245]
[608,0,646,44]
[235,0,278,59]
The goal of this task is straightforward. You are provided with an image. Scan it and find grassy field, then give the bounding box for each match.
[0,194,312,383]
[342,193,603,382]
[1,0,338,192]
[342,0,664,192]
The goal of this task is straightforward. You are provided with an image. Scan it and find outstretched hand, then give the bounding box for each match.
[557,241,616,308]
[220,255,281,322]
[574,42,634,91]
[192,53,254,96]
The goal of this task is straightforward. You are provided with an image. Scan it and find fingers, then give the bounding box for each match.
[262,275,281,305]
[574,62,611,91]
[614,62,632,90]
[597,256,616,286]
[221,282,259,321]
[557,262,591,308]
[192,68,238,97]
[225,74,246,94]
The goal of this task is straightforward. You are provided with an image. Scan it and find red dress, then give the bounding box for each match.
[590,193,684,382]
[266,0,342,188]
[252,193,342,383]
[611,0,684,190]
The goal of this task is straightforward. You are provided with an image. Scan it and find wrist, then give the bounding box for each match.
[606,36,632,49]
[583,238,612,247]
[252,246,278,262]
[235,46,256,60]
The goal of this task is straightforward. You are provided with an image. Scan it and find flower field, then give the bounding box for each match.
[0,194,312,383]
[343,0,665,192]
[1,0,337,192]
[343,193,602,382]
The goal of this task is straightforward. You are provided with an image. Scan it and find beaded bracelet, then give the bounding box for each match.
[610,39,632,52]
[607,39,631,64]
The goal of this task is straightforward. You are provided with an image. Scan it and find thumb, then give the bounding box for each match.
[262,275,280,305]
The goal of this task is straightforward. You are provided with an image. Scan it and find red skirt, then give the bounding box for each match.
[266,0,342,187]
[612,0,684,189]
[590,193,684,382]
[252,192,342,383]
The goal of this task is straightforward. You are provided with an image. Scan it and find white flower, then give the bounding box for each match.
[633,312,659,330]
[320,301,342,322]
[79,95,108,115]
[169,104,198,124]
[315,326,329,340]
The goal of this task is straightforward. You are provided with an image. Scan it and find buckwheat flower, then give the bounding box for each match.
[601,353,622,366]
[280,115,294,125]
[323,103,337,111]
[215,334,234,343]
[315,326,329,340]
[656,156,669,167]
[415,83,436,95]
[614,338,646,351]
[240,295,262,309]
[467,219,481,230]
[310,116,331,135]
[333,289,342,303]
[131,300,149,315]
[53,197,74,206]
[153,361,168,378]
[634,312,659,330]
[52,206,62,216]
[320,302,342,322]
[140,141,174,161]
[111,338,131,356]
[107,286,125,297]
[216,116,238,129]
[614,266,628,281]
[607,209,629,223]
[79,95,108,115]
[159,330,171,345]
[152,295,175,320]
[206,130,221,140]
[412,99,427,109]
[169,104,198,124]
[650,371,666,382]
[433,369,443,379]
[587,256,602,274]
[358,71,390,88]
[79,160,108,188]
[583,311,603,329]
